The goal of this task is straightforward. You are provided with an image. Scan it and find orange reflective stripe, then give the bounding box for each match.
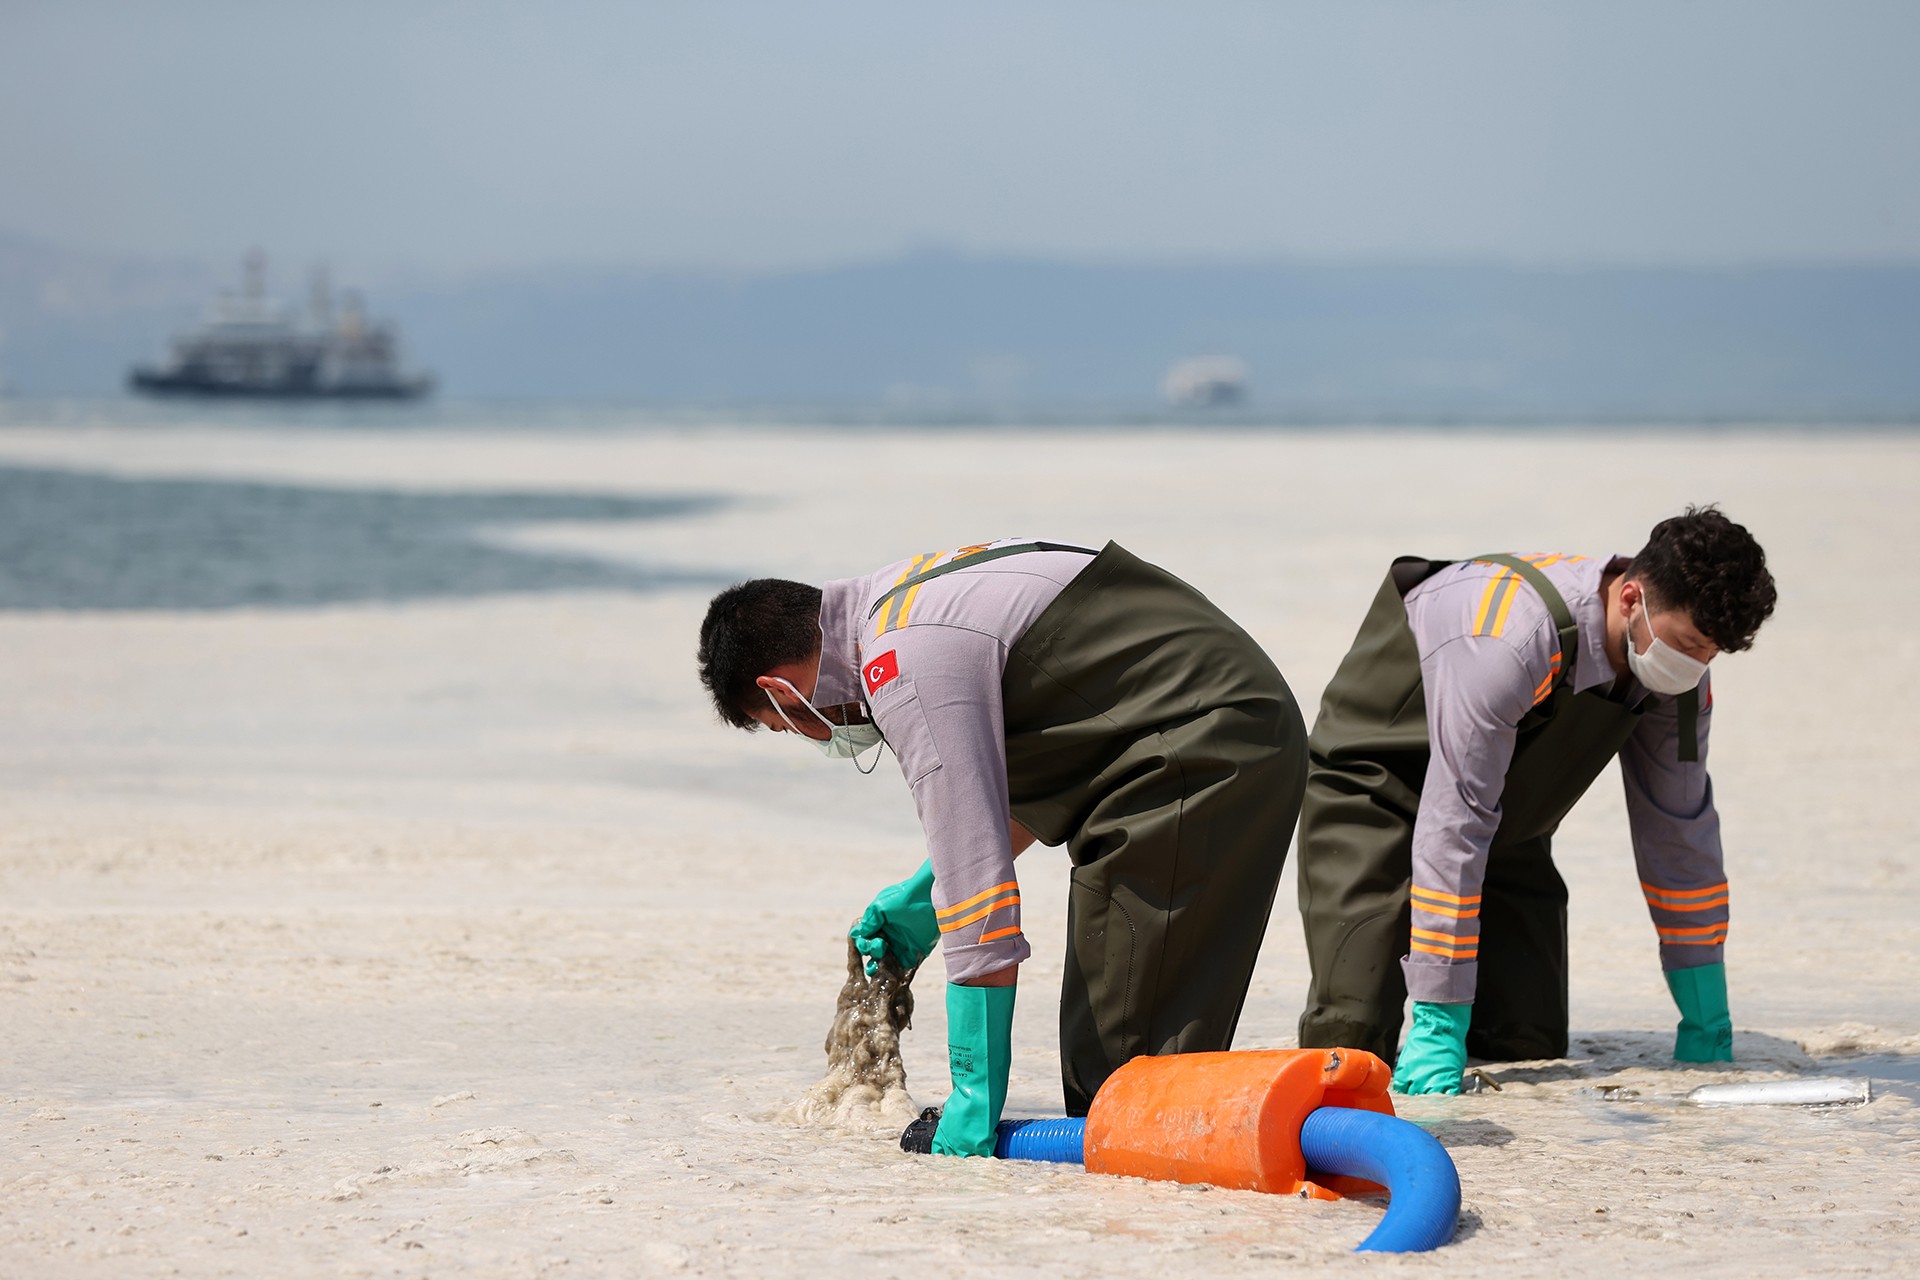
[1411,886,1483,920]
[1411,901,1479,919]
[894,572,937,629]
[1656,922,1729,939]
[898,547,976,629]
[938,894,1021,933]
[1646,892,1730,912]
[1472,570,1509,635]
[883,544,996,632]
[1411,887,1482,906]
[875,554,934,635]
[1642,882,1731,914]
[1472,553,1583,641]
[1411,939,1480,959]
[893,584,921,629]
[937,880,1021,918]
[1530,651,1563,704]
[1488,574,1523,637]
[1640,880,1729,901]
[978,926,1022,944]
[1411,926,1478,944]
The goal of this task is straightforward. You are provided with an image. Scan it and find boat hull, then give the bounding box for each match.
[128,370,433,401]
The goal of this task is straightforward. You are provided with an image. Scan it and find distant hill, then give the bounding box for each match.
[3,231,1917,420]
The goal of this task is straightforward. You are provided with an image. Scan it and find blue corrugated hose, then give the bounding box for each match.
[990,1108,1459,1253]
[1298,1106,1460,1252]
[993,1116,1085,1163]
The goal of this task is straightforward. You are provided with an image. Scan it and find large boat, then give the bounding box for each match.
[129,252,433,400]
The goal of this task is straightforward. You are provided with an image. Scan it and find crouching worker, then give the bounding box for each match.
[698,539,1307,1154]
[1296,507,1777,1094]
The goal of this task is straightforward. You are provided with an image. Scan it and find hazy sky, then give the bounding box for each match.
[2,1,1916,274]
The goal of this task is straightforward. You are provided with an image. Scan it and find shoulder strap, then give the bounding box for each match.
[1469,554,1580,693]
[866,541,1097,621]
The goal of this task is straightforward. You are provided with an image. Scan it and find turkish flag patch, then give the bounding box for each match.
[864,650,900,695]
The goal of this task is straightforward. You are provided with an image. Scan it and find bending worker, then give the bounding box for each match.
[697,539,1307,1153]
[1296,507,1777,1094]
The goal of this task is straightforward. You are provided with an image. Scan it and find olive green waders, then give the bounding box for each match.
[1296,555,1698,1065]
[994,542,1307,1115]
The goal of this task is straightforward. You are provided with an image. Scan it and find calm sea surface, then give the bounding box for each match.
[0,465,724,610]
[0,399,734,613]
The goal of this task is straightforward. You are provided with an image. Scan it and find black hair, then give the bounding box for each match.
[697,578,824,729]
[1624,505,1777,652]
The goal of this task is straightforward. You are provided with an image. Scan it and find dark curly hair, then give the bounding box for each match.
[1623,505,1776,652]
[698,578,824,729]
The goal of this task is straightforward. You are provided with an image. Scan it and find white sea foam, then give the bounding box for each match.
[1,414,1916,1274]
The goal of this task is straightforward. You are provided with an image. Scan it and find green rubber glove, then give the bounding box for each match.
[931,982,1016,1157]
[1390,1001,1472,1095]
[849,859,938,976]
[1666,962,1734,1062]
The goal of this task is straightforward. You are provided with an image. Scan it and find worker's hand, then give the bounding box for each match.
[930,982,1016,1156]
[1390,1001,1472,1095]
[850,859,939,975]
[1666,962,1734,1062]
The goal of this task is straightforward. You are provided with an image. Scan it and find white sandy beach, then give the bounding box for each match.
[2,415,1917,1277]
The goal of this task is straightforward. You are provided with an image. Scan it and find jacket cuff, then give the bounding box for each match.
[1659,941,1725,971]
[941,933,1033,984]
[1402,952,1478,1005]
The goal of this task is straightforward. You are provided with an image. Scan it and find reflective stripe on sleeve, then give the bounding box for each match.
[1642,881,1731,912]
[1411,938,1481,959]
[1532,652,1563,706]
[1656,922,1729,946]
[939,894,1021,933]
[1411,886,1483,919]
[937,880,1020,919]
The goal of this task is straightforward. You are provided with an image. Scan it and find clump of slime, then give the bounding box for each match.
[789,939,921,1130]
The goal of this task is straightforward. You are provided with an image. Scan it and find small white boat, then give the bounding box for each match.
[1163,355,1247,407]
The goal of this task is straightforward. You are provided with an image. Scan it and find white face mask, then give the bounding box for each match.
[764,677,886,773]
[1625,597,1709,696]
